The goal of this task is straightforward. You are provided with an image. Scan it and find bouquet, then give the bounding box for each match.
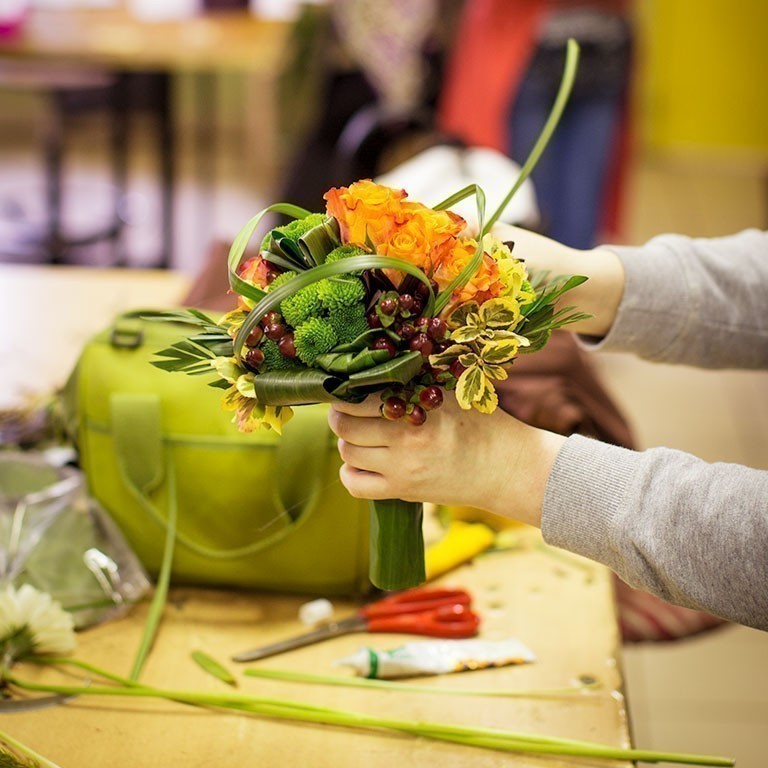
[153,41,586,591]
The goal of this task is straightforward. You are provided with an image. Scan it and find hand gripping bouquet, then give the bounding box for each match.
[153,42,586,591]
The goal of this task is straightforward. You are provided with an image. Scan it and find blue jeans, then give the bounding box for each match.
[507,41,630,250]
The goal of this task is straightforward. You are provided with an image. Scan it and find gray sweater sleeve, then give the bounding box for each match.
[541,230,768,630]
[581,228,768,367]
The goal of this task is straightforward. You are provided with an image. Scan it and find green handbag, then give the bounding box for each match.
[63,311,371,596]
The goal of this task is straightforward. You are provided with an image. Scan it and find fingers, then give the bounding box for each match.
[328,407,398,447]
[336,439,390,474]
[339,464,391,500]
[330,396,382,418]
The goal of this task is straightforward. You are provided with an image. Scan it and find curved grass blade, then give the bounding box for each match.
[482,39,580,235]
[233,256,436,361]
[227,202,312,303]
[432,184,487,315]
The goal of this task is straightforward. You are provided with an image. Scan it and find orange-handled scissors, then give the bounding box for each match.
[232,587,480,663]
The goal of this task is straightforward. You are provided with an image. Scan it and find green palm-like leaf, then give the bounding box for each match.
[251,368,344,405]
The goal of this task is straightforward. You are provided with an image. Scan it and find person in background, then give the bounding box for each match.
[439,0,633,249]
[327,226,768,632]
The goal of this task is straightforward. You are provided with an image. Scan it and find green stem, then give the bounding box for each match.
[368,499,425,591]
[7,673,733,766]
[0,728,62,768]
[128,461,177,682]
[244,667,600,698]
[482,39,580,236]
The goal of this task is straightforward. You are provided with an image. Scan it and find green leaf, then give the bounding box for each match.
[314,348,390,374]
[251,368,344,405]
[429,343,472,368]
[455,365,484,409]
[451,326,487,344]
[227,202,312,302]
[191,650,237,687]
[481,339,522,365]
[234,256,436,361]
[368,499,425,591]
[447,301,480,329]
[298,218,339,265]
[333,351,424,397]
[479,297,522,328]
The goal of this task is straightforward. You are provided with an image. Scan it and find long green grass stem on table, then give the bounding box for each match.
[244,667,600,698]
[8,659,733,766]
[0,728,62,768]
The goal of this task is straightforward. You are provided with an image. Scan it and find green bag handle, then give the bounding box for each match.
[110,393,331,560]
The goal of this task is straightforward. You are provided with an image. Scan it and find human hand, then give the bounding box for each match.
[328,394,567,528]
[492,223,625,338]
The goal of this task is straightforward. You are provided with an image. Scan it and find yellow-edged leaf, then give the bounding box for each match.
[455,365,484,410]
[473,374,499,414]
[481,338,521,365]
[479,297,521,328]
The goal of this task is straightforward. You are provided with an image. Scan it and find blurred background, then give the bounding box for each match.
[1,1,766,764]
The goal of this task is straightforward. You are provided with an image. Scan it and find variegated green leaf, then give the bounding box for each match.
[455,365,485,410]
[481,338,522,365]
[447,301,480,329]
[483,364,508,381]
[474,375,499,414]
[428,344,472,368]
[451,326,486,344]
[479,297,522,328]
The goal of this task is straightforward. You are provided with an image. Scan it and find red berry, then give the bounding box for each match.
[427,317,447,341]
[264,322,286,341]
[244,347,265,370]
[278,332,297,358]
[372,337,397,359]
[367,311,382,329]
[407,405,427,426]
[414,316,430,332]
[419,385,443,411]
[411,298,425,317]
[434,340,451,354]
[379,296,399,316]
[245,325,263,346]
[398,322,416,341]
[381,397,406,421]
[266,270,280,284]
[261,311,281,327]
[409,333,434,358]
[449,360,467,379]
[398,293,415,312]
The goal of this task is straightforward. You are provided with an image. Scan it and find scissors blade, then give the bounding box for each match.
[232,615,364,663]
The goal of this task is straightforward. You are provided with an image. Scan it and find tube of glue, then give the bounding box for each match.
[334,638,535,679]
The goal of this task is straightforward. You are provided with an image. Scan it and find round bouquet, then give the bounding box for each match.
[153,41,585,591]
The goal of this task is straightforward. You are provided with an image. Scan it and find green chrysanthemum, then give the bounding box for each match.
[273,213,326,243]
[328,303,369,345]
[294,317,338,365]
[281,283,322,328]
[318,276,366,312]
[262,339,301,371]
[267,270,297,292]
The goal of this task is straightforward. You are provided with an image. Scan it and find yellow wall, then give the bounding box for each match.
[634,0,768,158]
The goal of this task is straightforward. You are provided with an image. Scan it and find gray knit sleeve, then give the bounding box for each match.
[542,434,768,630]
[580,229,768,368]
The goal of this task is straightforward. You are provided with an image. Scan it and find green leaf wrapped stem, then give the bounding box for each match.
[368,499,425,591]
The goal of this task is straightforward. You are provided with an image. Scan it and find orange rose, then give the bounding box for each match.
[434,238,505,312]
[324,180,407,246]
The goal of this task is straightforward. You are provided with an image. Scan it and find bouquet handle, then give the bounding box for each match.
[368,499,425,591]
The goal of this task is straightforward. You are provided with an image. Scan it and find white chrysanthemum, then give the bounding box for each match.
[0,584,76,658]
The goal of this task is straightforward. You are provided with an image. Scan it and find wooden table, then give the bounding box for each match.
[0,8,293,265]
[0,265,633,767]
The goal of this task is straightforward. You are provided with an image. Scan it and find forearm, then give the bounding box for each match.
[542,435,768,630]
